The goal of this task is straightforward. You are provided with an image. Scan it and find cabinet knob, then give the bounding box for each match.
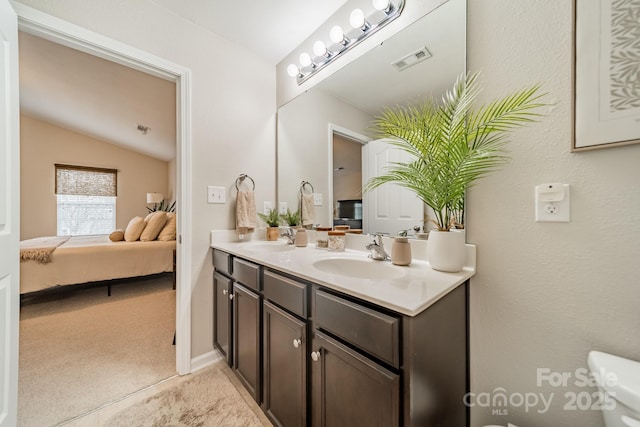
[222,289,228,295]
[293,338,302,349]
[311,351,321,362]
[229,293,234,300]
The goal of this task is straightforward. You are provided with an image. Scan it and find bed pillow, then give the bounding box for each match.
[140,211,168,241]
[124,216,146,242]
[157,212,176,241]
[109,229,125,242]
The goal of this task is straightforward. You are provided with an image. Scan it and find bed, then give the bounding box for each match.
[20,234,176,295]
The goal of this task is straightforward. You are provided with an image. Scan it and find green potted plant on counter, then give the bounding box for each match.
[258,208,281,241]
[365,72,547,272]
[280,208,300,227]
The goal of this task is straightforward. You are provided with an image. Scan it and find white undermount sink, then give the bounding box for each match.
[243,241,295,253]
[312,257,406,280]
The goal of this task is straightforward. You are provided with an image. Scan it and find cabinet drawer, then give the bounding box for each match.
[315,289,400,369]
[212,249,231,276]
[233,258,261,291]
[263,270,307,318]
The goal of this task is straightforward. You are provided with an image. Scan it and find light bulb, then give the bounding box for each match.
[350,9,366,29]
[330,25,345,44]
[373,0,391,11]
[299,53,312,67]
[313,40,328,57]
[287,64,299,77]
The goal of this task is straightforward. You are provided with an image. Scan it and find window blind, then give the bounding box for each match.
[55,164,117,197]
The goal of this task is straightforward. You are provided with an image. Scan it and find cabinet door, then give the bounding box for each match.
[263,301,307,427]
[233,282,261,402]
[213,272,232,365]
[311,332,400,427]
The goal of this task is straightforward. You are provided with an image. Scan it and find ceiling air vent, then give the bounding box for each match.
[391,47,432,71]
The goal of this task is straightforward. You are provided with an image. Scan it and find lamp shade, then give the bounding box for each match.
[147,192,163,204]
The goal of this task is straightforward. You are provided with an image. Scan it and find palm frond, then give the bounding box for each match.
[364,71,547,231]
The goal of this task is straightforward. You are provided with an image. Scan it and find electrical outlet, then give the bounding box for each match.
[279,202,288,214]
[313,193,323,206]
[535,183,570,222]
[207,186,225,204]
[263,201,273,215]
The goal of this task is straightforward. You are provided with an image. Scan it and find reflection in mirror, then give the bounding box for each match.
[277,0,466,236]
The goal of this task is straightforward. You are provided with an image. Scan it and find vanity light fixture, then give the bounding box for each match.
[287,63,302,77]
[287,0,405,85]
[313,40,332,64]
[347,9,370,40]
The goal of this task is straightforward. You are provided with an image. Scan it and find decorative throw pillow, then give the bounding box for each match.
[157,212,176,241]
[124,216,146,242]
[109,229,124,242]
[140,211,168,241]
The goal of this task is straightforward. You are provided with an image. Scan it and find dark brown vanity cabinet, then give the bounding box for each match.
[262,270,309,427]
[310,284,469,427]
[213,271,232,364]
[263,300,307,427]
[310,289,401,427]
[213,248,469,427]
[212,249,262,403]
[233,282,261,401]
[310,331,400,427]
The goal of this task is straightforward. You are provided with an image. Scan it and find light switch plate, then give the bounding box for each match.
[279,202,288,214]
[313,193,323,206]
[207,186,225,204]
[263,201,273,215]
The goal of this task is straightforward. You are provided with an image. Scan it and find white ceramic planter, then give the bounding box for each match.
[427,230,466,272]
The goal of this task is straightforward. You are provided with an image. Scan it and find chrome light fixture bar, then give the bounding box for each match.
[287,0,405,85]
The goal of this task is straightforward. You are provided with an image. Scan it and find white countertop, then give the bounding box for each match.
[210,230,476,317]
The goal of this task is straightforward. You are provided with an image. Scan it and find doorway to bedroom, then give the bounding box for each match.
[16,15,189,425]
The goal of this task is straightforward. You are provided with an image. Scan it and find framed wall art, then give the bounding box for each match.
[573,0,640,151]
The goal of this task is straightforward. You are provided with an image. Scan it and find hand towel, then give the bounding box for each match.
[301,193,315,226]
[236,190,257,236]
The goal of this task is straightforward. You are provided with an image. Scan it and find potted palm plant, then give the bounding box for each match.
[258,208,281,241]
[280,208,300,227]
[365,72,546,272]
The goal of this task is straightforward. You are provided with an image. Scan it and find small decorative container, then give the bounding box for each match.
[315,227,331,249]
[295,227,308,247]
[391,236,412,266]
[328,231,346,252]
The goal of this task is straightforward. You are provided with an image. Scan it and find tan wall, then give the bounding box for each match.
[467,1,640,426]
[20,114,169,240]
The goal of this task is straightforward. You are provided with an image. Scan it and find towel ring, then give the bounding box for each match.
[235,174,255,191]
[300,181,314,195]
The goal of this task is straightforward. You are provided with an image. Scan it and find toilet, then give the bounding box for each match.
[588,351,640,427]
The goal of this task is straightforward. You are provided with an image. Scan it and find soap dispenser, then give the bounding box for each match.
[391,233,412,266]
[295,227,308,247]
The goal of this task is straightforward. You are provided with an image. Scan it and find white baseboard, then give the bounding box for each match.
[190,349,223,373]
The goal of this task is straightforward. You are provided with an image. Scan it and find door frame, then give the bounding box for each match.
[13,3,193,375]
[327,123,369,229]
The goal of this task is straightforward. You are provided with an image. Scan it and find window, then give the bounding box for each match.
[55,164,117,236]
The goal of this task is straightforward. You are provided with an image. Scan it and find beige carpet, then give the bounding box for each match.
[19,275,176,426]
[105,362,272,427]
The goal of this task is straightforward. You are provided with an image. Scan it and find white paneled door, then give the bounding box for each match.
[362,139,424,236]
[0,0,20,425]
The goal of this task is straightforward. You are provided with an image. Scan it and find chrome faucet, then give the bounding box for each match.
[281,227,295,245]
[366,234,390,261]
